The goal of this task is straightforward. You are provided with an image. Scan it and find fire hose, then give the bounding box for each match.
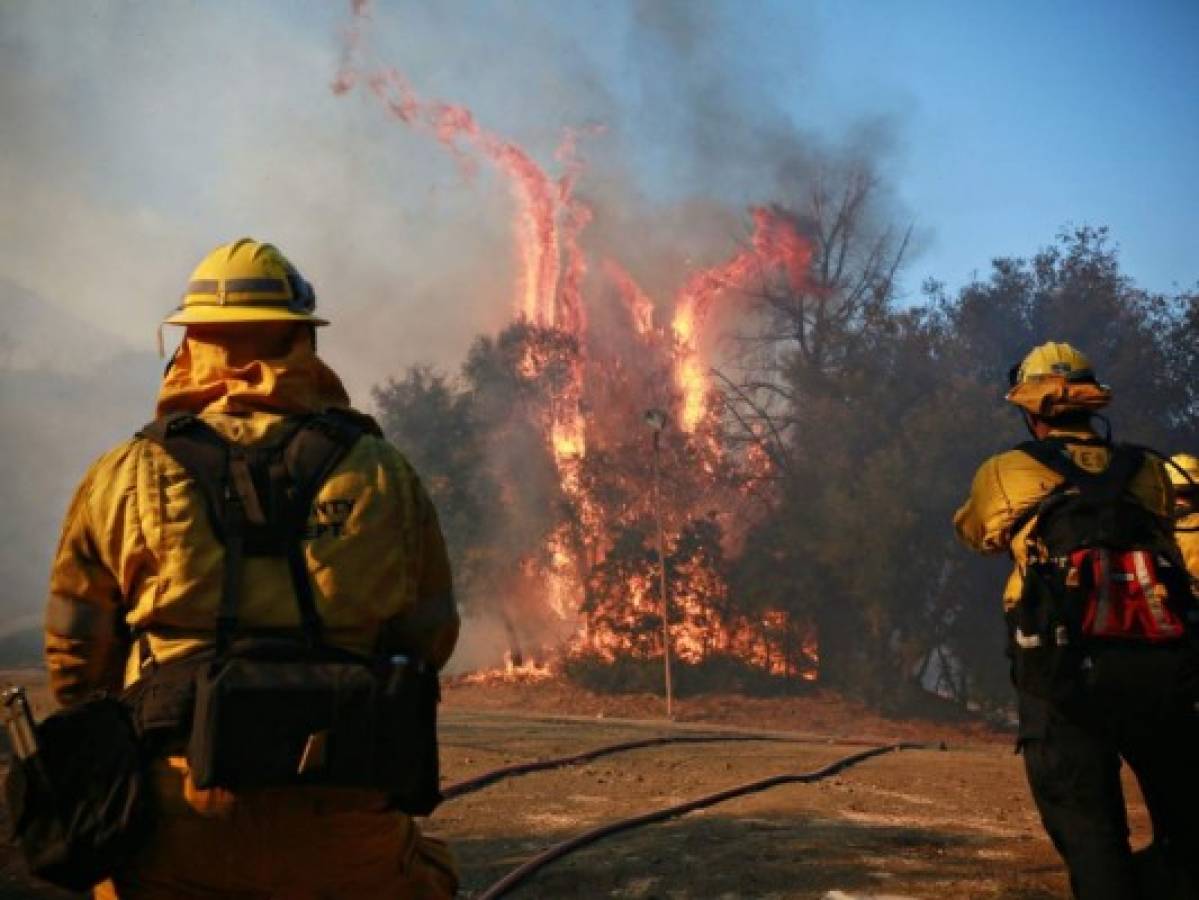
[467,740,938,899]
[442,733,791,800]
[441,730,936,800]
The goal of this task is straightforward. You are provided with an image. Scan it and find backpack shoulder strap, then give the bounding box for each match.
[1010,440,1077,537]
[1100,443,1145,498]
[282,408,377,521]
[274,409,375,649]
[1011,438,1124,541]
[1015,438,1079,484]
[1016,438,1140,499]
[320,406,383,438]
[137,413,230,542]
[137,413,245,659]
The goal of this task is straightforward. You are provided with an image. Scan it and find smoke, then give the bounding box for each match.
[0,1,910,648]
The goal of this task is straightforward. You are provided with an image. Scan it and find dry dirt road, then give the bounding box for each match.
[0,671,1154,899]
[434,708,1121,899]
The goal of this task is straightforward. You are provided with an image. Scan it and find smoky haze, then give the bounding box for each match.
[0,1,909,643]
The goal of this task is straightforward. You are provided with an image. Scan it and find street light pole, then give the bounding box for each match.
[644,409,673,719]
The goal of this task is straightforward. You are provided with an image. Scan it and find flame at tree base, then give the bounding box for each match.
[457,651,558,686]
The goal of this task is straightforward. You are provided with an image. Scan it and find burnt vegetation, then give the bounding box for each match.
[375,168,1199,717]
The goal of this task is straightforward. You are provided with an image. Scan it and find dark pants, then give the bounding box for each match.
[1018,645,1199,899]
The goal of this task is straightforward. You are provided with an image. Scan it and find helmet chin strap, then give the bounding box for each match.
[1023,410,1113,443]
[162,344,182,377]
[1021,411,1039,440]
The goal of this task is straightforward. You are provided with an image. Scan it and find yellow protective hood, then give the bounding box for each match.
[1004,375,1112,418]
[157,324,350,417]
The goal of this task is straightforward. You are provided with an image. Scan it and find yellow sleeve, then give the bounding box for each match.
[414,487,460,670]
[954,456,1019,555]
[44,456,131,706]
[1129,454,1173,519]
[1177,516,1199,584]
[378,470,460,671]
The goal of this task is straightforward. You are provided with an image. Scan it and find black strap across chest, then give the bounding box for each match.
[137,408,381,657]
[1016,438,1142,502]
[1008,438,1143,542]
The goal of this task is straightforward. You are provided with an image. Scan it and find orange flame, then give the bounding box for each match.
[671,207,811,431]
[604,261,656,337]
[458,650,556,685]
[556,127,601,337]
[361,69,565,327]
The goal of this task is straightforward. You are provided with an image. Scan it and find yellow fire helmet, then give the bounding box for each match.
[1005,341,1112,417]
[1168,453,1199,492]
[164,238,327,327]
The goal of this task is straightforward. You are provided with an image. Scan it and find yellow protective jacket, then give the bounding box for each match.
[953,426,1174,610]
[46,326,460,899]
[45,326,459,702]
[1176,507,1199,585]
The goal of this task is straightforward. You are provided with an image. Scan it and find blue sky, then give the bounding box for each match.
[810,0,1199,294]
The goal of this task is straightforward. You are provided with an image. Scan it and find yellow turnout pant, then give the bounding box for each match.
[94,757,458,899]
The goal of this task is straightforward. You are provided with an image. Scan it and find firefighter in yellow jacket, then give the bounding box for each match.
[45,238,460,899]
[1168,453,1199,584]
[955,342,1199,899]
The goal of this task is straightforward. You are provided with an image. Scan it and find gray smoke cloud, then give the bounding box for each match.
[0,1,910,654]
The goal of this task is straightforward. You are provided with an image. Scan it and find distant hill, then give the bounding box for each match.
[0,279,159,631]
[0,625,41,667]
[0,277,139,374]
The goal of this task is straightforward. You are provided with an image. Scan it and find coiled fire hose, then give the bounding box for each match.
[469,740,937,899]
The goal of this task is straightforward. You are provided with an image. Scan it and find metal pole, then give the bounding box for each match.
[651,428,674,719]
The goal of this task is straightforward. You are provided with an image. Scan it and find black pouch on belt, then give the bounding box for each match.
[187,639,375,791]
[3,692,151,892]
[187,640,441,815]
[376,653,441,814]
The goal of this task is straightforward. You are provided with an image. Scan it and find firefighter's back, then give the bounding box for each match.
[42,239,460,899]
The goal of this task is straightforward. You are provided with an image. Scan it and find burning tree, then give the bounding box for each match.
[344,4,880,697]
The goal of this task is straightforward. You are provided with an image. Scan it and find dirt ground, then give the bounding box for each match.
[436,709,1097,899]
[0,671,1155,899]
[442,677,1011,747]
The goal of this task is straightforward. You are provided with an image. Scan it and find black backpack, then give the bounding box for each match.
[1008,437,1197,701]
[133,408,442,812]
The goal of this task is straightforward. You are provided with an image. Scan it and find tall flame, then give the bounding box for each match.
[604,260,656,337]
[671,207,811,430]
[332,3,818,680]
[359,68,568,328]
[555,127,599,337]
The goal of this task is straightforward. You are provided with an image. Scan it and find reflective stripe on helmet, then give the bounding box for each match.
[166,237,325,326]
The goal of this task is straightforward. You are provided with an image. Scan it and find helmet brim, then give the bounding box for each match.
[163,306,329,326]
